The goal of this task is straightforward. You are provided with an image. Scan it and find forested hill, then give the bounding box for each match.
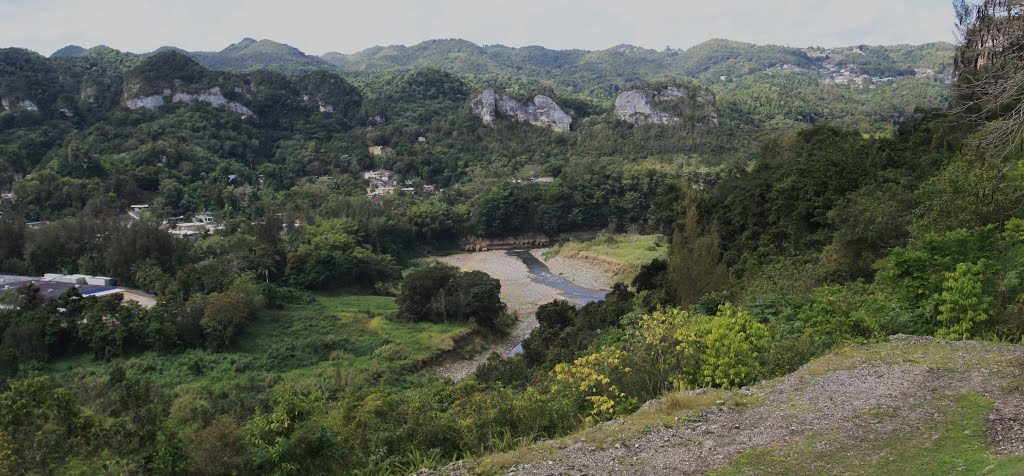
[25,37,956,135]
[325,38,954,86]
[47,37,955,91]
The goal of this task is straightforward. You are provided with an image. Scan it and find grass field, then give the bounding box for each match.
[545,233,667,280]
[45,294,472,394]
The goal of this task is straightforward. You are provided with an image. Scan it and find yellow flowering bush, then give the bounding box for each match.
[551,303,770,419]
[552,346,630,417]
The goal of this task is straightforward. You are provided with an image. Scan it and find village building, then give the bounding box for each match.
[364,169,398,197]
[0,274,157,308]
[368,145,390,156]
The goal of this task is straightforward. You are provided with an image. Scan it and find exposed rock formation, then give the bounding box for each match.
[125,86,254,118]
[126,93,166,110]
[529,95,572,132]
[471,89,572,132]
[614,86,719,126]
[1,98,40,112]
[17,100,38,112]
[171,87,254,118]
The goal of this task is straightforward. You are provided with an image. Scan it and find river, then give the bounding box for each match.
[431,248,609,380]
[507,250,608,306]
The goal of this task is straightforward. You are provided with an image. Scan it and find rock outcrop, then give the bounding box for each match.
[126,90,168,110]
[614,86,719,126]
[171,87,254,118]
[17,100,38,112]
[1,98,40,112]
[125,86,254,118]
[470,89,572,132]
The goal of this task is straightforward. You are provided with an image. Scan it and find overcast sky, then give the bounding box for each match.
[0,0,956,56]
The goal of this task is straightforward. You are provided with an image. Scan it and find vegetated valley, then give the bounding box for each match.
[0,2,1023,474]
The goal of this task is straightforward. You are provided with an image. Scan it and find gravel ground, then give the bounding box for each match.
[429,251,565,381]
[530,248,615,291]
[433,336,1024,475]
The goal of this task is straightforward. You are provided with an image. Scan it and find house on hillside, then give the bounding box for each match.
[128,204,150,220]
[364,169,398,196]
[168,212,222,237]
[367,186,395,197]
[368,145,390,156]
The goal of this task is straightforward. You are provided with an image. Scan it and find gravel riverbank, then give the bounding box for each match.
[530,248,616,290]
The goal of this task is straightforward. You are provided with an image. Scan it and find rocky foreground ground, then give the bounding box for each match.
[429,336,1024,475]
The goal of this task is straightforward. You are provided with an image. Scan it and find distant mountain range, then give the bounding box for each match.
[45,37,956,87]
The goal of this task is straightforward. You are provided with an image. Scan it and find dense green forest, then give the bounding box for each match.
[1,2,1023,473]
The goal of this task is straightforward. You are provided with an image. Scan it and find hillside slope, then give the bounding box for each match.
[435,336,1024,475]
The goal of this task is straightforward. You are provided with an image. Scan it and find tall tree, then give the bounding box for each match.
[668,193,729,308]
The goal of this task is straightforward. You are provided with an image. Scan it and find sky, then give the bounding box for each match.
[0,0,956,56]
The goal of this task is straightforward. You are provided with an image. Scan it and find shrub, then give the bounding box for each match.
[200,292,252,351]
[697,303,770,389]
[935,261,993,340]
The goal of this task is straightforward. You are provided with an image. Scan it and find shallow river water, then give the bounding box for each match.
[507,249,608,305]
[506,249,607,354]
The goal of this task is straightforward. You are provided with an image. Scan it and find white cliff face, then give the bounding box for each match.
[470,89,498,125]
[1,98,41,113]
[126,88,171,110]
[172,87,255,118]
[17,99,37,111]
[528,95,572,133]
[471,89,572,132]
[125,86,254,118]
[614,86,719,127]
[126,94,166,110]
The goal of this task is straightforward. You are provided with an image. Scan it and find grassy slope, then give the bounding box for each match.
[545,233,667,282]
[46,294,472,392]
[450,337,1024,475]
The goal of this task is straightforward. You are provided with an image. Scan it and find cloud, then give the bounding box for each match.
[0,0,957,56]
